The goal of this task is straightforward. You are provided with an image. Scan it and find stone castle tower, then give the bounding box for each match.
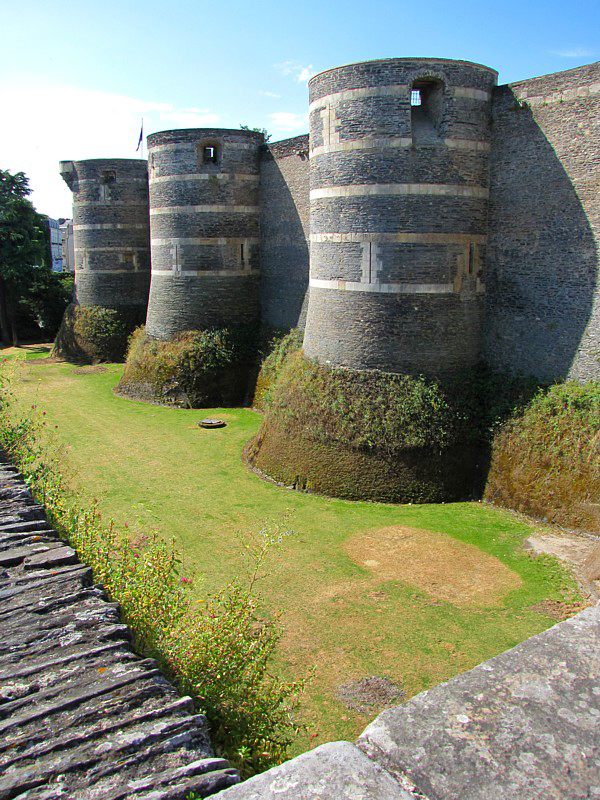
[59,159,150,316]
[144,128,264,339]
[305,58,496,378]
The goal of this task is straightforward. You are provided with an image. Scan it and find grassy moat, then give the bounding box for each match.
[4,346,587,756]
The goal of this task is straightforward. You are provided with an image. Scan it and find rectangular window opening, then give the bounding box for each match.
[410,89,422,107]
[203,146,217,164]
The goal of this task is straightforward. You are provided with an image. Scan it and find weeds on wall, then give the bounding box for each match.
[252,328,304,409]
[0,365,305,777]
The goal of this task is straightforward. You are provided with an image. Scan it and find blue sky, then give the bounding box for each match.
[1,0,597,218]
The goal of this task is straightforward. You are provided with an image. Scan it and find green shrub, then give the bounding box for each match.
[0,368,304,776]
[52,304,139,362]
[264,352,458,454]
[485,381,600,531]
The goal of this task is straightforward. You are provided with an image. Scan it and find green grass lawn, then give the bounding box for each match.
[7,355,583,754]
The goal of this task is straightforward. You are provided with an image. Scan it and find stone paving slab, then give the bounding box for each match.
[357,603,600,800]
[216,585,599,799]
[0,458,239,799]
[217,742,415,800]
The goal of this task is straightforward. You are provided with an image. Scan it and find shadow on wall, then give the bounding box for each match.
[259,143,310,330]
[485,85,599,382]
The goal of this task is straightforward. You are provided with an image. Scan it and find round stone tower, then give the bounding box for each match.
[55,158,150,361]
[304,58,497,377]
[247,58,498,504]
[144,128,263,339]
[59,158,150,311]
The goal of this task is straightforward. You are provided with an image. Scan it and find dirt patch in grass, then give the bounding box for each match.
[73,366,109,375]
[336,676,404,714]
[528,599,589,621]
[344,526,522,608]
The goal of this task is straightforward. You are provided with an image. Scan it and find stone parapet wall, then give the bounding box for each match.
[0,457,239,798]
[217,602,600,799]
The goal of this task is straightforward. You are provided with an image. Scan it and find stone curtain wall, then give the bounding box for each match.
[259,135,310,330]
[144,129,263,340]
[303,59,497,379]
[486,62,600,382]
[60,158,151,312]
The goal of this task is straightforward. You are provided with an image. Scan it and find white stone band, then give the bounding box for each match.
[311,232,487,244]
[310,183,489,200]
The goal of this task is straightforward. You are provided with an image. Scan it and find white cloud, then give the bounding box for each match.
[550,47,594,58]
[297,66,314,83]
[274,61,316,83]
[0,79,220,218]
[260,90,282,99]
[268,111,308,134]
[159,108,220,127]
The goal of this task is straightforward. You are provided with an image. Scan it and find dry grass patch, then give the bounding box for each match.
[344,525,522,607]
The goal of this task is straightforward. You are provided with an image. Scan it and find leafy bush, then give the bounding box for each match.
[53,304,138,362]
[485,381,600,531]
[18,270,73,340]
[0,368,305,776]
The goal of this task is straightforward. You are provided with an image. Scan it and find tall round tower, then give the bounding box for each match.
[304,58,497,377]
[59,158,150,311]
[247,58,498,504]
[54,158,150,361]
[144,128,263,339]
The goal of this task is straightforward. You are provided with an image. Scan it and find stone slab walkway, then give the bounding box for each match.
[0,459,239,799]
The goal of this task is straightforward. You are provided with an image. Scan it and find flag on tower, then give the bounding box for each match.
[136,120,144,152]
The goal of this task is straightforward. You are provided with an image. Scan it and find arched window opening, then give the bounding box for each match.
[411,79,444,143]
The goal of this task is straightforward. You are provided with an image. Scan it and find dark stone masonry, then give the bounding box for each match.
[59,58,599,385]
[145,128,263,340]
[59,159,151,314]
[0,458,239,799]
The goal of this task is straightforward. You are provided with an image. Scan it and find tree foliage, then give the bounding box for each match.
[0,169,69,345]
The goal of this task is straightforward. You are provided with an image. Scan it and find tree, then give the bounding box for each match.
[239,124,271,143]
[0,169,47,345]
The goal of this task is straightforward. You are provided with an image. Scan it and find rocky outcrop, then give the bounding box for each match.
[0,459,239,799]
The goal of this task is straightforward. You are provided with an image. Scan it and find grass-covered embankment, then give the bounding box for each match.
[485,381,600,531]
[117,325,259,407]
[247,342,538,504]
[3,352,585,759]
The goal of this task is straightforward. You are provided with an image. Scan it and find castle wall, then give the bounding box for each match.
[144,128,263,340]
[59,159,150,310]
[259,135,310,330]
[486,62,600,382]
[302,58,497,378]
